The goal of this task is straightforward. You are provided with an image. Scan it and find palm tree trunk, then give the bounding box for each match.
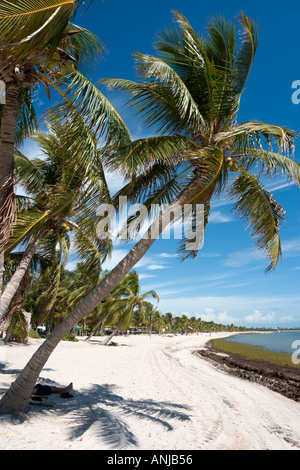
[0,230,46,324]
[149,314,152,339]
[0,82,20,316]
[0,251,4,319]
[85,316,104,341]
[102,327,119,345]
[0,82,19,253]
[2,311,15,344]
[2,269,31,344]
[0,174,203,414]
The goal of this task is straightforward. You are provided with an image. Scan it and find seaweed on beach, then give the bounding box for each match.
[197,339,300,402]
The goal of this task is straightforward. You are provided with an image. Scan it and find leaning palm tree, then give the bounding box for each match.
[0,0,103,258]
[1,12,300,414]
[101,270,159,344]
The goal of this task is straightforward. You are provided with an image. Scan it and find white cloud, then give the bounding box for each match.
[138,273,157,280]
[200,308,241,324]
[278,315,294,323]
[158,294,300,327]
[208,211,233,224]
[244,309,275,325]
[282,238,300,254]
[211,197,232,209]
[266,181,295,192]
[198,252,220,258]
[222,236,300,270]
[147,264,169,270]
[204,307,215,315]
[158,253,179,258]
[222,248,264,268]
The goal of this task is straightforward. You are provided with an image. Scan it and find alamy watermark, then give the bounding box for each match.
[0,80,5,105]
[291,340,300,365]
[96,198,205,251]
[291,80,300,105]
[0,339,6,366]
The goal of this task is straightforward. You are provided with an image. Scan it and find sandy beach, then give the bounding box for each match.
[1,332,300,450]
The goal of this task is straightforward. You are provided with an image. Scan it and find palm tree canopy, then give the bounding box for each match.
[101,12,300,271]
[0,0,105,146]
[2,116,113,323]
[102,270,159,331]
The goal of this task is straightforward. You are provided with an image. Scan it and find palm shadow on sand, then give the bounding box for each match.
[29,382,191,448]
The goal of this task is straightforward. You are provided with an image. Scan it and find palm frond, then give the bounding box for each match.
[54,70,132,146]
[14,149,47,196]
[154,11,215,125]
[0,0,74,61]
[184,147,226,204]
[102,77,200,137]
[134,53,207,132]
[228,170,286,272]
[235,148,300,184]
[205,16,236,69]
[103,134,197,177]
[5,209,50,254]
[59,21,105,73]
[231,13,259,113]
[216,121,297,155]
[0,87,38,147]
[15,87,38,146]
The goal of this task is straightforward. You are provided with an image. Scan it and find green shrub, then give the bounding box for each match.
[11,325,27,343]
[28,329,41,339]
[62,332,78,342]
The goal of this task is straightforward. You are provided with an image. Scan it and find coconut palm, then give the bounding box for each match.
[101,270,159,344]
[103,12,299,269]
[151,309,165,334]
[163,312,174,332]
[0,245,50,337]
[0,116,111,323]
[1,12,300,414]
[140,302,158,338]
[0,0,104,258]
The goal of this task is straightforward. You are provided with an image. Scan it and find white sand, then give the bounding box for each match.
[0,332,300,450]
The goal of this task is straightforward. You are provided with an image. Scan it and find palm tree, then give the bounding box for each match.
[101,270,159,344]
[1,246,50,338]
[177,314,191,335]
[1,13,300,414]
[141,302,158,338]
[0,117,111,323]
[163,312,174,332]
[0,0,104,261]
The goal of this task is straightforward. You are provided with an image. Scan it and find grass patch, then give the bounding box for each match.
[211,337,300,369]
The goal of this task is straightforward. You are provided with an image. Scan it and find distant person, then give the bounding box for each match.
[31,382,73,401]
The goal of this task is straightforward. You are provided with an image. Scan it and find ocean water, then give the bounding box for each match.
[225,331,300,355]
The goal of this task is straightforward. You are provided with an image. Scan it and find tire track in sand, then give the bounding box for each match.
[146,336,300,449]
[148,339,225,449]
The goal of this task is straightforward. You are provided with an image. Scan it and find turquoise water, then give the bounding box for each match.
[225,331,300,355]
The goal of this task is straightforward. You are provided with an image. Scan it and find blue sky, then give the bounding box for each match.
[22,0,300,328]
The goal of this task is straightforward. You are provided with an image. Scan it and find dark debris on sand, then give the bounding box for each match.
[196,344,300,403]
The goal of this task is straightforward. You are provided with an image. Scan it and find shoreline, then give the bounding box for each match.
[197,338,300,403]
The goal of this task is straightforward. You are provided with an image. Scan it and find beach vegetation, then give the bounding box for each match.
[62,332,78,342]
[0,0,104,264]
[211,337,300,369]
